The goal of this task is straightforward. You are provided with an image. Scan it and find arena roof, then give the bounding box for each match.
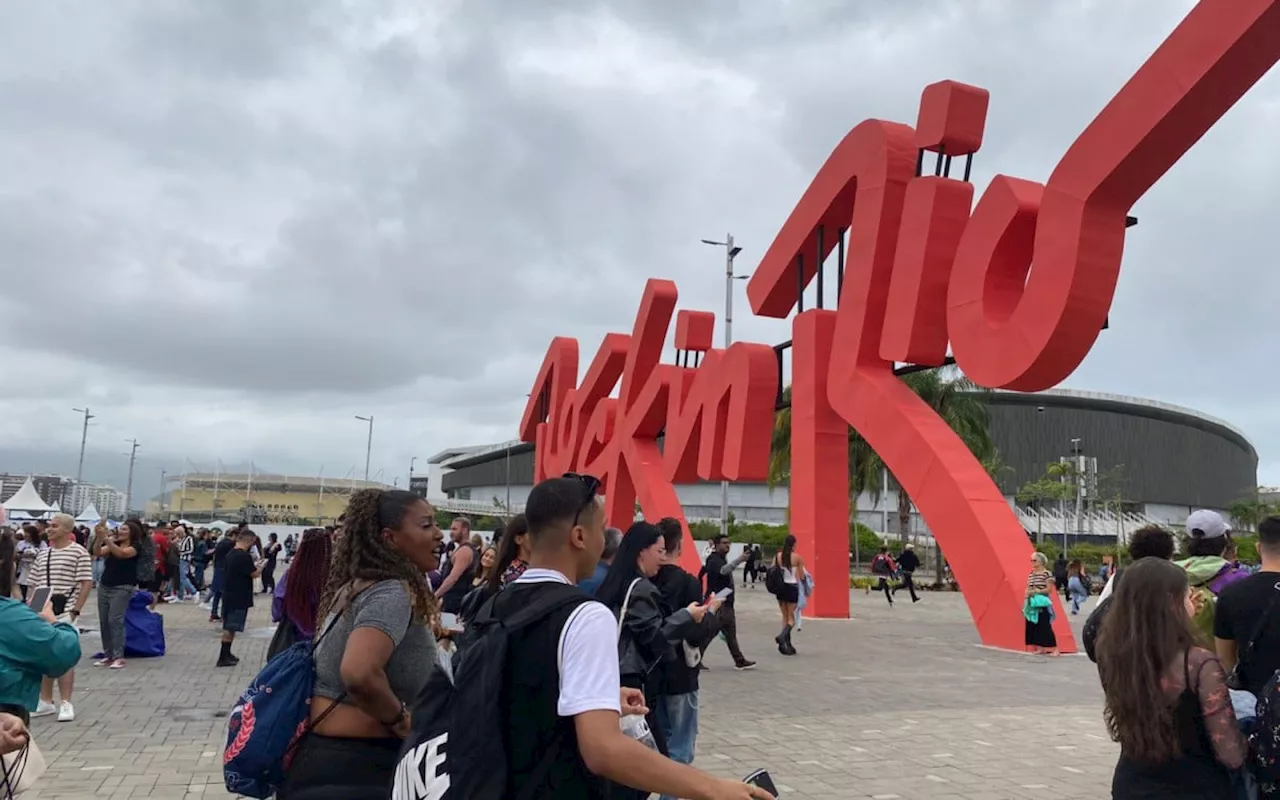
[176,474,391,491]
[990,388,1255,457]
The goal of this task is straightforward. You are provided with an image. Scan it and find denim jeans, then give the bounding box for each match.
[97,584,133,660]
[1068,576,1087,614]
[210,566,225,617]
[177,560,196,598]
[92,559,105,585]
[655,691,699,800]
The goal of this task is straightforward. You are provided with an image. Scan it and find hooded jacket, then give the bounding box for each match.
[0,596,81,711]
[653,564,719,695]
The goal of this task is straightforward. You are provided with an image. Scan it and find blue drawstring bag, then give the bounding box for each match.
[222,587,356,798]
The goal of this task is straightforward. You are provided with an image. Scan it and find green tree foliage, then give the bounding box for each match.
[1016,462,1076,544]
[1227,489,1276,532]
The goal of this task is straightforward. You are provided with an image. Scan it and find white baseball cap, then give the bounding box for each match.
[1186,509,1230,539]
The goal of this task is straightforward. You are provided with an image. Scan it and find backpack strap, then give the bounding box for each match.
[1229,580,1280,689]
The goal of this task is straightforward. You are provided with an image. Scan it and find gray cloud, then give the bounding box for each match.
[1,0,1277,487]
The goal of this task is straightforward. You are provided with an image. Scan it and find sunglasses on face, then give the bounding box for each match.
[563,472,601,527]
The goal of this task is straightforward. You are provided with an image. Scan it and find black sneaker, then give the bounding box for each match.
[697,662,710,672]
[216,656,236,668]
[734,660,757,671]
[229,654,240,664]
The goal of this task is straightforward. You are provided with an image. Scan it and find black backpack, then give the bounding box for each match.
[392,583,590,800]
[765,561,784,596]
[1082,568,1122,663]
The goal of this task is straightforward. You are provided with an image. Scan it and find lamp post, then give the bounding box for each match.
[1069,437,1083,553]
[504,443,512,519]
[124,439,140,516]
[355,415,374,482]
[409,456,419,496]
[700,234,746,539]
[71,407,94,486]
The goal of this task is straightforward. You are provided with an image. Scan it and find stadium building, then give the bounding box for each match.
[149,473,390,524]
[430,389,1258,539]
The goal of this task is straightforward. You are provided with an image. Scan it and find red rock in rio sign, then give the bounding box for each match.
[520,0,1280,651]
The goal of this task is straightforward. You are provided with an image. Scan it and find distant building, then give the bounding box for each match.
[0,474,74,511]
[436,388,1258,539]
[65,483,128,519]
[149,472,391,524]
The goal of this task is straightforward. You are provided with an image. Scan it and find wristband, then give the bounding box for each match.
[382,702,407,730]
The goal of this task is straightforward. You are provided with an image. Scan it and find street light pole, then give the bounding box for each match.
[1069,437,1083,554]
[72,407,94,485]
[355,415,374,482]
[505,443,512,519]
[124,439,140,516]
[701,234,745,539]
[409,456,418,494]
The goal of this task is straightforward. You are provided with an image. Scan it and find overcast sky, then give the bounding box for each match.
[1,0,1277,492]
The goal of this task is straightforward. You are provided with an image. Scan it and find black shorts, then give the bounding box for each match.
[776,584,800,604]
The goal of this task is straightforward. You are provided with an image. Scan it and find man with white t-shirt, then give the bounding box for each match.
[492,475,772,800]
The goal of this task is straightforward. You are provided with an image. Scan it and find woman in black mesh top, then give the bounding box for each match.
[1096,557,1245,798]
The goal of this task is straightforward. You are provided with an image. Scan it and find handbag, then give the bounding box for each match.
[265,617,299,663]
[44,555,68,617]
[614,578,660,750]
[1,734,47,796]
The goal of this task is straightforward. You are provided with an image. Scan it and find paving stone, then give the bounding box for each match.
[23,583,1116,798]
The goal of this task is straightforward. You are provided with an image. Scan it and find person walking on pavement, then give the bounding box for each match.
[893,543,921,603]
[702,535,756,670]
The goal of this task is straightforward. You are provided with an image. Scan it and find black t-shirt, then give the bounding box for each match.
[213,537,235,568]
[1214,570,1280,696]
[264,542,280,568]
[704,552,733,604]
[221,549,257,612]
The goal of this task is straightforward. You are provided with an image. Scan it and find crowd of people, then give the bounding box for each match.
[21,485,1278,797]
[1019,509,1280,798]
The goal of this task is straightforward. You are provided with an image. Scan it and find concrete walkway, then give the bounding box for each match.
[21,585,1115,799]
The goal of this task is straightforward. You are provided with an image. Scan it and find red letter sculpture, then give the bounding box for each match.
[520,280,778,573]
[524,0,1279,650]
[745,0,1280,652]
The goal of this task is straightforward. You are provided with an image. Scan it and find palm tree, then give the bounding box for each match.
[892,369,995,541]
[767,386,884,535]
[768,368,995,567]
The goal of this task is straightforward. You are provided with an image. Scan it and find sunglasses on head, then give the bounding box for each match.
[563,472,601,527]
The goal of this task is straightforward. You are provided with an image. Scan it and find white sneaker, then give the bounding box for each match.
[32,700,56,717]
[56,701,74,722]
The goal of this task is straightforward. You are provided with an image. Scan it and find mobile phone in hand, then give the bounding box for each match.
[714,587,734,600]
[27,587,52,611]
[744,769,778,795]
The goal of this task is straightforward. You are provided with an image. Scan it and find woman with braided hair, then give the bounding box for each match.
[279,489,443,800]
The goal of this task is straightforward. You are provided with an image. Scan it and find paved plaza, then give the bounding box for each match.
[22,583,1117,799]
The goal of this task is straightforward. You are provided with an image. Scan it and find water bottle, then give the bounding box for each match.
[619,714,659,751]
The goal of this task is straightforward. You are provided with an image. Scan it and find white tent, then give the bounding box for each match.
[208,520,235,531]
[75,503,102,524]
[2,477,54,515]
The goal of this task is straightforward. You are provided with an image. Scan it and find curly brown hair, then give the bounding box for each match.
[318,489,437,623]
[1096,557,1197,763]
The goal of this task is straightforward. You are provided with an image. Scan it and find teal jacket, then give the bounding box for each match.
[0,596,81,711]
